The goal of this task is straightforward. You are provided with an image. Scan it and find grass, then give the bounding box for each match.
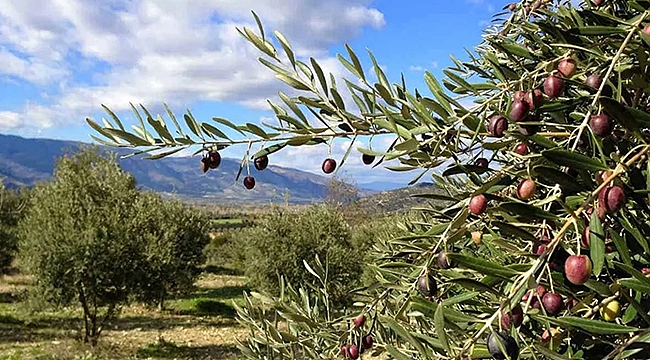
[0,271,248,360]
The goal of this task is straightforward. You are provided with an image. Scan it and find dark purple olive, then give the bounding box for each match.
[243,176,256,190]
[437,251,455,269]
[501,305,523,329]
[582,226,590,249]
[598,186,625,213]
[200,157,210,173]
[362,335,373,350]
[590,114,613,137]
[510,101,530,122]
[514,143,529,155]
[475,158,489,168]
[417,273,437,298]
[362,154,375,165]
[322,158,337,174]
[513,90,527,103]
[254,155,269,171]
[558,58,577,78]
[585,74,602,91]
[208,151,221,169]
[487,331,519,360]
[542,293,564,315]
[347,345,359,359]
[488,115,508,137]
[525,89,544,110]
[469,195,488,215]
[565,298,579,310]
[544,76,564,98]
[518,113,540,136]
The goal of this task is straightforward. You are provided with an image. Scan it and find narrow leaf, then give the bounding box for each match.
[213,117,246,136]
[542,149,608,171]
[385,345,412,360]
[104,128,152,146]
[274,30,295,66]
[499,202,558,221]
[183,113,203,138]
[252,142,287,159]
[379,316,427,355]
[275,73,311,91]
[434,303,451,354]
[538,315,640,334]
[201,123,230,140]
[446,253,519,278]
[345,44,365,80]
[590,211,606,276]
[613,262,650,292]
[146,147,186,160]
[310,57,328,96]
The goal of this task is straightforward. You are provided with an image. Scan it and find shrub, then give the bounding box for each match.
[131,192,211,309]
[242,205,362,305]
[0,181,26,272]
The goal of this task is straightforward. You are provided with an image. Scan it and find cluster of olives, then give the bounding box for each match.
[340,315,374,359]
[200,150,377,190]
[200,150,269,190]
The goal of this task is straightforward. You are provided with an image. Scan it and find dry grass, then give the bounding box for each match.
[0,272,249,360]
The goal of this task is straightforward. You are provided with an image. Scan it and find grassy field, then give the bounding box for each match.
[0,270,249,360]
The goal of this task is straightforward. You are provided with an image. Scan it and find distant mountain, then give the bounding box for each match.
[0,133,337,204]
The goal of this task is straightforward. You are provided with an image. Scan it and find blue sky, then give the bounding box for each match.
[0,0,508,186]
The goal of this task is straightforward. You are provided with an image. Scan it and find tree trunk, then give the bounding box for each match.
[158,289,165,311]
[96,303,116,340]
[78,284,91,344]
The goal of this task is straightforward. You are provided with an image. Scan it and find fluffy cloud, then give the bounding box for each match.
[0,0,385,130]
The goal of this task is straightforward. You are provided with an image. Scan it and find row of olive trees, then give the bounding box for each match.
[15,147,210,346]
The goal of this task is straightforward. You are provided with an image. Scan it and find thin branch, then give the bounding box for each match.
[570,14,649,151]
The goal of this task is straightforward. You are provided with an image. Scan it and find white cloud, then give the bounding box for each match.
[0,111,21,128]
[409,62,438,72]
[0,0,385,130]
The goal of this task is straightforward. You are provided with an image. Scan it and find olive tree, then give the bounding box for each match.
[240,205,362,306]
[131,192,211,310]
[18,147,147,345]
[88,0,650,359]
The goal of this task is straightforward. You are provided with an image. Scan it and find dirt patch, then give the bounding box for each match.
[0,272,249,360]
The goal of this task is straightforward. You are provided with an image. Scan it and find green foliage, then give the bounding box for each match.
[203,229,247,272]
[242,205,362,306]
[0,182,26,272]
[17,148,211,345]
[18,147,142,345]
[88,0,650,359]
[350,214,412,286]
[131,193,211,308]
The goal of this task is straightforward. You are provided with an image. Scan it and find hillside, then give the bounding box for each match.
[355,182,450,213]
[0,133,336,204]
